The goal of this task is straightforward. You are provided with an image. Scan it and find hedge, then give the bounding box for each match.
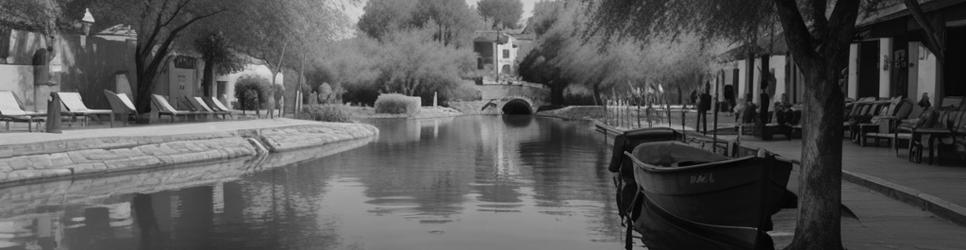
[374,93,420,114]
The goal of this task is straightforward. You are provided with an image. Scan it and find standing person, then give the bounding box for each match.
[698,89,712,133]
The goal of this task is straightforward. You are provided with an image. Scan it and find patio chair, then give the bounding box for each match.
[859,97,913,146]
[849,99,889,142]
[55,92,112,127]
[895,107,938,161]
[103,90,139,127]
[185,96,230,120]
[844,97,876,137]
[151,94,203,123]
[903,96,964,164]
[932,100,966,164]
[0,91,47,132]
[203,97,241,118]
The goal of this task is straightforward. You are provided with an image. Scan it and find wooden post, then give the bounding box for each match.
[636,95,642,128]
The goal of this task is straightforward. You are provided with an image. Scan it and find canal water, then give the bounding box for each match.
[0,116,631,250]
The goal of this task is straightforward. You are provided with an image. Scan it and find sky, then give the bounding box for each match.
[342,0,543,27]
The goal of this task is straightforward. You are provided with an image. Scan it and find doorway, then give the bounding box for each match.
[858,40,880,98]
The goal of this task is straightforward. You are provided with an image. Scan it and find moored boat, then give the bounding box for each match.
[605,127,796,250]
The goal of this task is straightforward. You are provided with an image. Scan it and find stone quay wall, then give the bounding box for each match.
[0,122,378,185]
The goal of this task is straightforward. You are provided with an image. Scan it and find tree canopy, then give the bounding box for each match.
[519,1,712,105]
[358,0,483,47]
[477,0,524,29]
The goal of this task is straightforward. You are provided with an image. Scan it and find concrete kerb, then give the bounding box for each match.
[842,170,966,227]
[592,121,966,228]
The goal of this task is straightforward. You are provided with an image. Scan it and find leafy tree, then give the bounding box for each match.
[477,0,524,29]
[0,0,65,33]
[358,0,483,47]
[377,26,475,96]
[84,0,228,113]
[411,0,483,47]
[357,0,418,41]
[194,31,245,97]
[318,82,333,103]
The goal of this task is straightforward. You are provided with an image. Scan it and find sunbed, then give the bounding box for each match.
[103,90,139,127]
[55,92,112,127]
[151,94,203,123]
[185,96,230,120]
[204,97,242,118]
[0,91,47,132]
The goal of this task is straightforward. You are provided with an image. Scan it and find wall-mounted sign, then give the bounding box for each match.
[174,56,196,69]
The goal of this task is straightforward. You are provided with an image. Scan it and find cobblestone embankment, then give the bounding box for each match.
[0,121,378,185]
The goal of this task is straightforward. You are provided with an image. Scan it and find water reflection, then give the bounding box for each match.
[0,116,625,250]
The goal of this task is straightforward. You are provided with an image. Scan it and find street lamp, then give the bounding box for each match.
[81,8,95,36]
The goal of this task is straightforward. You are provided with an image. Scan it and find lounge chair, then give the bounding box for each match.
[55,92,112,127]
[930,99,966,164]
[859,97,913,146]
[844,97,876,138]
[151,94,203,123]
[848,98,888,142]
[204,97,242,118]
[0,91,46,132]
[902,97,964,163]
[103,90,139,127]
[185,97,230,120]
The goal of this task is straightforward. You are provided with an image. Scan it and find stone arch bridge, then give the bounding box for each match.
[476,84,549,115]
[481,96,538,115]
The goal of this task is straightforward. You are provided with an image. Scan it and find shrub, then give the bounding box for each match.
[234,76,272,111]
[302,104,352,122]
[374,93,420,114]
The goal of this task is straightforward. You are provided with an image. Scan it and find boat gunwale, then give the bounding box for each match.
[623,151,759,173]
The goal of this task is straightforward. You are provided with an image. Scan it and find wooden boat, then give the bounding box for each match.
[624,141,795,249]
[607,127,683,222]
[633,194,774,250]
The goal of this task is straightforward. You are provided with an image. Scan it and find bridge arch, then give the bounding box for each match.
[500,98,533,115]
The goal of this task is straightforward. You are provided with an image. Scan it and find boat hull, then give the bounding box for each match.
[633,194,774,250]
[629,142,794,230]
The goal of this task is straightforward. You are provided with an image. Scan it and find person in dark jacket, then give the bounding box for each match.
[698,89,712,133]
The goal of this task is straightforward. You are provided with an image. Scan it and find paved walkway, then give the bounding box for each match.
[771,167,966,249]
[723,135,966,217]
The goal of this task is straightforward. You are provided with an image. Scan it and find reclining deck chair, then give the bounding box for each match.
[0,91,47,132]
[185,96,230,120]
[151,94,203,123]
[56,92,112,127]
[204,97,241,118]
[103,90,139,127]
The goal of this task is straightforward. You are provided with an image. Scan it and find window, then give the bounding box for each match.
[503,49,510,59]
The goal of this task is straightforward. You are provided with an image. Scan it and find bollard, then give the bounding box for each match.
[46,92,62,133]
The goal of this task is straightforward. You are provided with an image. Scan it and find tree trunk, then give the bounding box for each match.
[135,60,156,114]
[784,63,845,250]
[201,58,215,97]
